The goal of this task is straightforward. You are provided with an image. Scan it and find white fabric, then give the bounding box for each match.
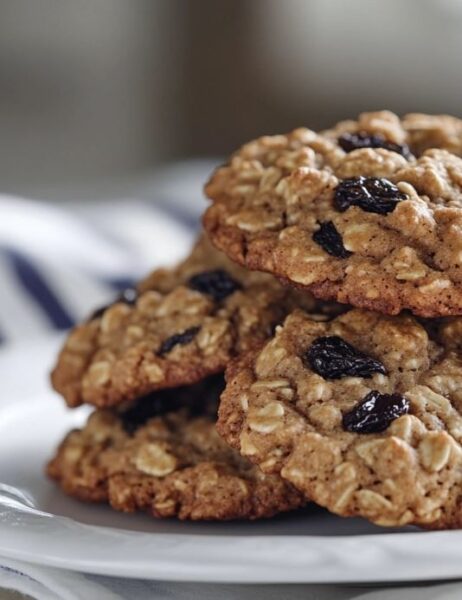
[2,558,462,600]
[0,194,195,343]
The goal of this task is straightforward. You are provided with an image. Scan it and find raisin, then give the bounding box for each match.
[157,326,201,356]
[312,222,351,258]
[342,390,409,433]
[334,176,407,215]
[188,269,242,301]
[88,287,138,321]
[338,132,413,160]
[120,375,224,434]
[88,305,107,320]
[304,336,386,380]
[120,391,181,434]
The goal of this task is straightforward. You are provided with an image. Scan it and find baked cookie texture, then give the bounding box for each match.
[51,236,327,409]
[47,379,305,521]
[217,309,462,528]
[204,111,462,317]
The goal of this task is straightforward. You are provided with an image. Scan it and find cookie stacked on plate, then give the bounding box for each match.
[205,111,462,529]
[47,236,333,520]
[49,111,462,528]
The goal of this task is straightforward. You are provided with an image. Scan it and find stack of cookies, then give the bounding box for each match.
[49,111,462,528]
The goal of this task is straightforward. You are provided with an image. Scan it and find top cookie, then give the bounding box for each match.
[204,111,462,317]
[51,236,326,409]
[217,308,462,528]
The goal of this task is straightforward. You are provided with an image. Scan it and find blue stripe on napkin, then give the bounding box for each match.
[6,249,75,330]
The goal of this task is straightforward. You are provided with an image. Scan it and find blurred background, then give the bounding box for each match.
[1,0,462,200]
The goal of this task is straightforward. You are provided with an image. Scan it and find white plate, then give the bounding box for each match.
[1,340,462,583]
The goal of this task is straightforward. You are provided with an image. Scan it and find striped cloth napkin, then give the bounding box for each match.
[0,171,460,599]
[0,192,198,345]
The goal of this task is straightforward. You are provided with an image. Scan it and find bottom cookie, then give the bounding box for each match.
[47,379,305,521]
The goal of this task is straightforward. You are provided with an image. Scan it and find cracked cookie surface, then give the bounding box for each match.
[47,378,305,521]
[52,236,326,408]
[204,111,462,317]
[217,309,462,528]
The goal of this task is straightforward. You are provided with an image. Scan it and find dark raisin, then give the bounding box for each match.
[120,391,180,434]
[338,132,413,160]
[188,269,242,301]
[88,287,138,321]
[304,336,386,380]
[157,326,201,356]
[334,176,407,215]
[342,390,409,433]
[312,222,351,258]
[120,374,225,434]
[88,305,108,321]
